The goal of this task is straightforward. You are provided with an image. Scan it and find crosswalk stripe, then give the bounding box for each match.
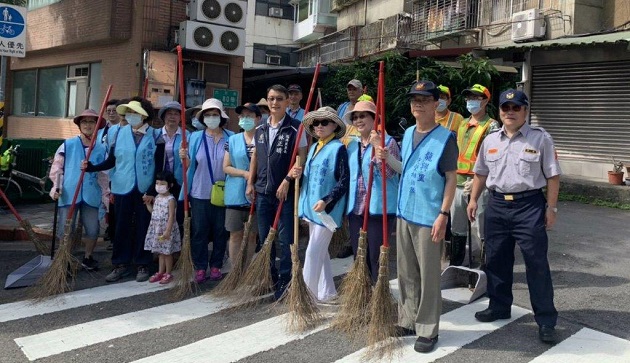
[0,281,170,323]
[130,313,330,363]
[528,328,630,363]
[12,257,354,361]
[334,299,530,362]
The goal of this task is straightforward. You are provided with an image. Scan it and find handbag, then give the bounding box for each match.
[202,133,225,207]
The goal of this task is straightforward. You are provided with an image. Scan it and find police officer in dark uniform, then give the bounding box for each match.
[467,89,560,343]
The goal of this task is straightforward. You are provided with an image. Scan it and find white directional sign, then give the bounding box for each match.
[0,4,26,58]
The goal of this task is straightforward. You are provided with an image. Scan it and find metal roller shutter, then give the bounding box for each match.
[530,60,630,163]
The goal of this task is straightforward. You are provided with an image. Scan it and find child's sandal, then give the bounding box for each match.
[149,273,164,283]
[159,273,173,284]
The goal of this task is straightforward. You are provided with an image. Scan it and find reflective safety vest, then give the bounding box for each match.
[456,119,493,175]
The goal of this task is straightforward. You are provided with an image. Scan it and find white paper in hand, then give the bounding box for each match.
[317,212,337,232]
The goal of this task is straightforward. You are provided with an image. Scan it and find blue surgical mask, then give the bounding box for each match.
[238,117,256,131]
[126,113,143,127]
[261,113,269,122]
[436,99,448,112]
[192,117,205,130]
[466,100,482,115]
[204,115,221,129]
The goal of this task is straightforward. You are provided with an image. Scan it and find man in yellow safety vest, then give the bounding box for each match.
[449,84,500,266]
[434,85,464,133]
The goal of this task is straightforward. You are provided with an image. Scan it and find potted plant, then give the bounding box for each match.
[608,158,624,185]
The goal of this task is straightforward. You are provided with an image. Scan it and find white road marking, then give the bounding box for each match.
[529,328,630,363]
[130,314,330,363]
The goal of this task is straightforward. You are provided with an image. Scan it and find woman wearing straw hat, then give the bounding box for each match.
[50,109,109,272]
[179,98,234,283]
[84,99,165,283]
[343,100,401,283]
[291,106,349,302]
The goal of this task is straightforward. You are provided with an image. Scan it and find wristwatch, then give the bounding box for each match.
[439,210,450,217]
[548,206,558,213]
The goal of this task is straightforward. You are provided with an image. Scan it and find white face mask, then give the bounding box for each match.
[155,184,169,194]
[204,115,221,129]
[126,113,143,127]
[436,99,448,112]
[466,100,482,115]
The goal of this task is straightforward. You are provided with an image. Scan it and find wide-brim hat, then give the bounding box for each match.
[158,101,182,121]
[196,98,229,120]
[302,106,346,139]
[116,100,149,117]
[73,109,105,128]
[343,101,376,124]
[256,98,269,110]
[185,104,202,120]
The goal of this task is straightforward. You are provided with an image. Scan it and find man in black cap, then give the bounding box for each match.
[286,84,305,121]
[468,89,560,343]
[396,80,458,353]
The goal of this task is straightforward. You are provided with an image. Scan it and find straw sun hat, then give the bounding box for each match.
[302,106,346,139]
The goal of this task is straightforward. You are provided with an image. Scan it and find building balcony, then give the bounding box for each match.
[293,12,337,42]
[409,0,481,46]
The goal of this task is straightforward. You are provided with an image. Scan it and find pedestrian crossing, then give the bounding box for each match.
[1,257,629,363]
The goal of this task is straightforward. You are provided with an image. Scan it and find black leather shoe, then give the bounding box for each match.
[414,336,438,353]
[394,326,416,337]
[474,308,511,322]
[539,325,556,343]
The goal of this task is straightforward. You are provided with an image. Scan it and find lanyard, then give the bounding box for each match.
[202,134,216,185]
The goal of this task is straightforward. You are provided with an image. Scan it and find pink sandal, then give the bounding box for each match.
[149,273,164,283]
[159,273,173,284]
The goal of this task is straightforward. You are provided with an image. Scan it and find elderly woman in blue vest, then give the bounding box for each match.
[223,102,260,267]
[84,98,165,283]
[291,106,349,302]
[343,100,401,283]
[49,109,109,272]
[179,98,234,284]
[158,101,190,236]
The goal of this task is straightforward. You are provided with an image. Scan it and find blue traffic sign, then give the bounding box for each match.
[0,6,25,39]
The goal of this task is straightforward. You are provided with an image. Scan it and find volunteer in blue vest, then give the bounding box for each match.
[291,106,349,302]
[286,84,305,121]
[396,80,458,353]
[84,98,165,283]
[468,89,560,343]
[223,102,260,267]
[246,84,308,301]
[158,101,190,238]
[450,84,500,266]
[179,98,234,284]
[185,104,205,132]
[337,79,363,119]
[50,109,109,272]
[343,100,400,283]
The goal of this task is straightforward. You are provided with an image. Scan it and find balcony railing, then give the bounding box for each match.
[357,14,412,57]
[410,0,481,44]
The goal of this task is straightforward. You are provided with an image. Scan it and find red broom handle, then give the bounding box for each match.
[362,68,383,232]
[378,61,389,248]
[68,85,113,221]
[270,63,321,230]
[176,45,190,213]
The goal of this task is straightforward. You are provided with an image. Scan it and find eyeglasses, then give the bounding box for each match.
[465,96,484,101]
[500,104,523,112]
[311,119,331,127]
[267,97,285,102]
[80,119,97,124]
[105,109,117,113]
[411,97,435,105]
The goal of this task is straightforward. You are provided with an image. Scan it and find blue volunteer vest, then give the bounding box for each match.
[225,132,251,207]
[165,129,190,186]
[397,125,451,227]
[299,140,347,227]
[181,128,234,201]
[111,125,159,194]
[337,102,350,118]
[347,135,399,215]
[59,136,106,208]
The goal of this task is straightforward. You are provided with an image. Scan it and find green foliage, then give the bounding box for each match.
[558,192,630,210]
[321,52,518,137]
[0,0,27,6]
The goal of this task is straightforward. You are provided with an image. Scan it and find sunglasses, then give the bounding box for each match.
[311,119,331,127]
[500,104,523,112]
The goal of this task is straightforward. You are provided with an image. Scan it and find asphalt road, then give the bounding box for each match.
[0,200,629,363]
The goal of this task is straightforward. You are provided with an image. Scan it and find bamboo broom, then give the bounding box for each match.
[0,188,47,255]
[172,45,197,300]
[34,85,113,299]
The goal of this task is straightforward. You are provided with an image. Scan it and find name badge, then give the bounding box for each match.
[524,148,538,154]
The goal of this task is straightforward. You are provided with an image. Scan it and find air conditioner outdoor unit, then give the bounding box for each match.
[190,0,246,29]
[511,8,546,42]
[268,7,283,18]
[266,54,282,65]
[178,20,245,57]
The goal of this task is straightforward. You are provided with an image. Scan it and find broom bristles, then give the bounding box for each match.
[210,219,252,297]
[20,219,48,255]
[172,216,197,300]
[32,221,79,300]
[365,245,399,360]
[282,243,322,332]
[331,230,372,340]
[328,219,349,258]
[231,227,276,305]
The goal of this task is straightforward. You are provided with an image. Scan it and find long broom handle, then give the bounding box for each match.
[293,156,300,246]
[51,173,61,259]
[361,68,383,232]
[270,63,321,230]
[68,85,113,221]
[378,61,389,249]
[176,45,190,215]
